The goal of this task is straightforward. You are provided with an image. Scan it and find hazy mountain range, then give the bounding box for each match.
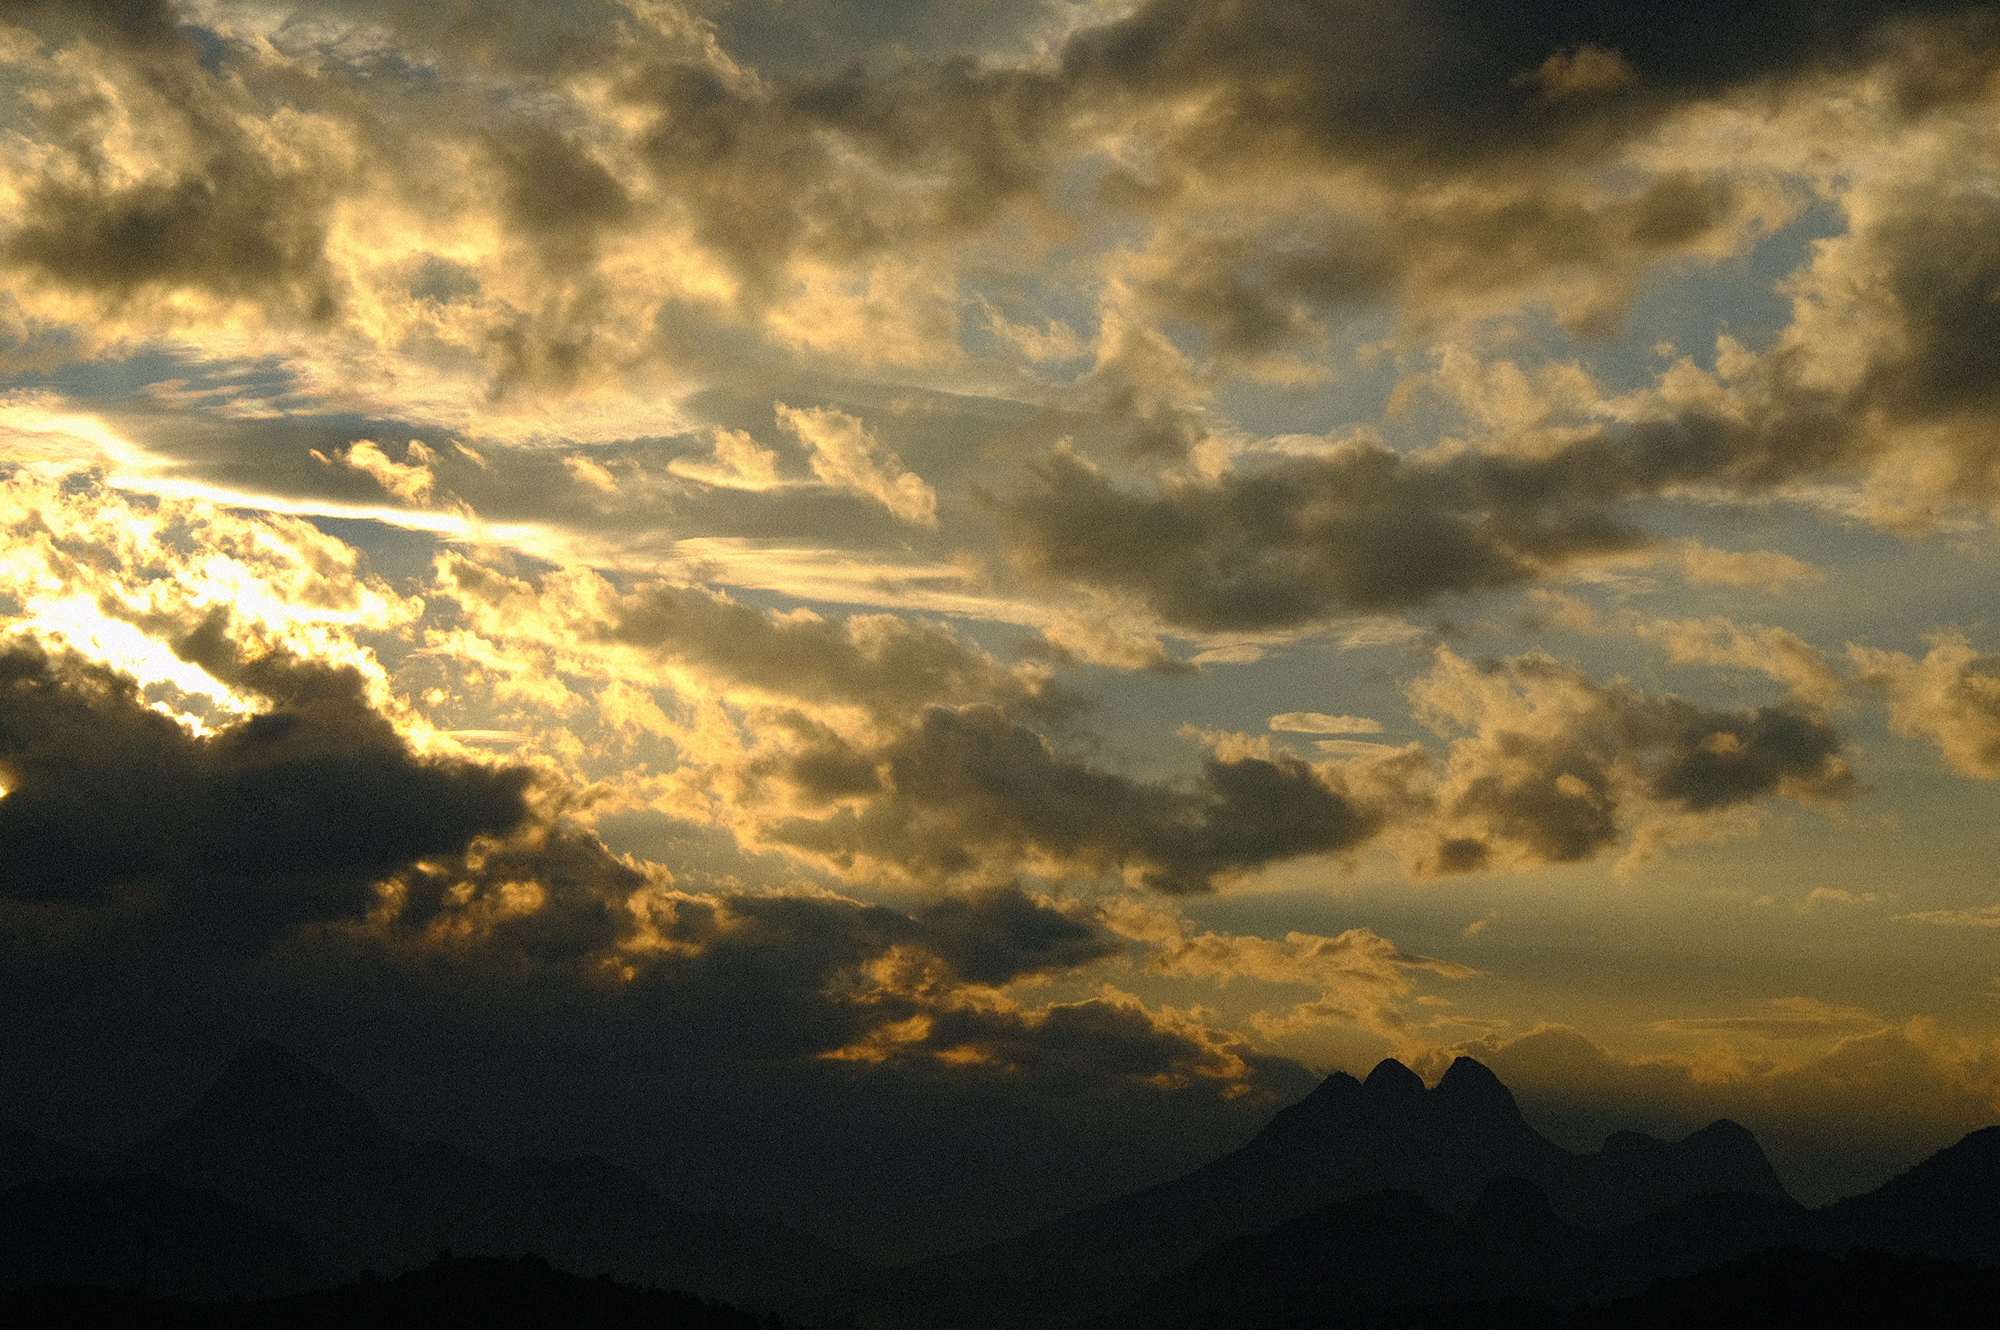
[1,1043,862,1310]
[4,1046,1999,1327]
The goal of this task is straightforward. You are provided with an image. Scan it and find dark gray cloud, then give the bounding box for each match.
[995,438,1653,632]
[1056,0,1995,172]
[1411,651,1856,874]
[998,172,2000,632]
[597,576,1076,721]
[5,145,340,323]
[1431,699,1855,871]
[1646,699,1852,812]
[0,0,188,51]
[911,885,1118,986]
[0,638,530,943]
[0,2,343,322]
[487,125,635,274]
[1854,195,2000,422]
[765,702,1382,892]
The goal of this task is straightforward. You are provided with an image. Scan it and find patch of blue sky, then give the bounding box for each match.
[1209,307,1410,444]
[1485,202,1845,397]
[306,515,446,585]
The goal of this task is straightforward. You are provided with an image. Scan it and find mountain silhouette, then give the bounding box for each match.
[1116,1120,2000,1329]
[0,1128,105,1190]
[0,1251,780,1330]
[1595,1247,2000,1330]
[0,1173,339,1300]
[12,1047,2000,1327]
[1817,1123,2000,1263]
[1120,1177,1823,1328]
[121,1042,864,1309]
[831,1056,1791,1329]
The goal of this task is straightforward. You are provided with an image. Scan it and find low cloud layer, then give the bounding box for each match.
[1456,1019,2000,1206]
[0,639,530,944]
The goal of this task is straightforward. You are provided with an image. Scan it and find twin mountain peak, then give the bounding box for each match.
[1249,1054,1786,1228]
[850,1054,1792,1327]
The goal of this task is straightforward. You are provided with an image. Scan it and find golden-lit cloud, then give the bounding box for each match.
[1405,647,1855,875]
[1850,632,2000,779]
[1270,712,1384,735]
[775,402,939,527]
[1455,1017,2000,1204]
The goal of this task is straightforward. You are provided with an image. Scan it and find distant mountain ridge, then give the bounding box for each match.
[2,1252,781,1330]
[1124,1180,2000,1330]
[832,1055,1793,1329]
[1,1042,865,1310]
[1122,1143,2000,1330]
[8,1047,2000,1329]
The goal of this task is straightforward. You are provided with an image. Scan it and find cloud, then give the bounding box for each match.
[314,440,439,505]
[1895,903,2000,927]
[1635,616,1846,712]
[1648,996,1886,1040]
[0,636,530,945]
[1101,898,1475,1043]
[762,705,1389,893]
[908,885,1121,986]
[435,552,1070,723]
[0,0,1983,488]
[0,5,344,330]
[1806,886,1892,907]
[994,438,1647,633]
[775,403,938,526]
[668,427,783,489]
[1667,540,1824,592]
[1270,712,1384,735]
[1516,44,1638,102]
[1850,631,2000,778]
[1406,648,1856,874]
[1456,1019,2000,1206]
[1055,0,1987,172]
[0,580,1321,1251]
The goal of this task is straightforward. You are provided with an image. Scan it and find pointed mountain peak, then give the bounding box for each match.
[1681,1118,1755,1149]
[148,1042,385,1153]
[1362,1058,1424,1094]
[1432,1057,1522,1118]
[1314,1069,1362,1096]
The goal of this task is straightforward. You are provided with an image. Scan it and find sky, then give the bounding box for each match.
[2,0,2000,1262]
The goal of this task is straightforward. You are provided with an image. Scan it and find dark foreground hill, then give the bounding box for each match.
[830,1056,1791,1329]
[1120,1180,1813,1328]
[0,1252,782,1330]
[0,1174,339,1300]
[1112,1126,2000,1330]
[1111,1247,2000,1330]
[0,1043,864,1310]
[1600,1247,2000,1330]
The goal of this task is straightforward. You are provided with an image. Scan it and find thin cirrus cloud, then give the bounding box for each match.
[1270,712,1385,735]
